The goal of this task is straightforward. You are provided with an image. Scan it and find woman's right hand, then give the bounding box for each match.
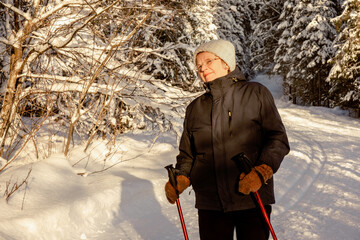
[165,175,190,204]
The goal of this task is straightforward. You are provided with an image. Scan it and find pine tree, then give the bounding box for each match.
[327,0,360,116]
[273,0,297,100]
[274,0,338,105]
[292,0,337,106]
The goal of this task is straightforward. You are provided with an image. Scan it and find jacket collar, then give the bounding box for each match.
[204,67,246,99]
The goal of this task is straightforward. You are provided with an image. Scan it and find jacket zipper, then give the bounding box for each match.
[220,88,233,210]
[228,110,232,137]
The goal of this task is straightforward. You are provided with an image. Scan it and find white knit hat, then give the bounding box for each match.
[194,39,236,72]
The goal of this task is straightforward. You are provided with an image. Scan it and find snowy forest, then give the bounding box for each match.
[0,0,359,186]
[0,1,360,239]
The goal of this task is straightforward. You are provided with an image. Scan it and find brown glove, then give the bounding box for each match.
[238,164,273,195]
[165,175,191,204]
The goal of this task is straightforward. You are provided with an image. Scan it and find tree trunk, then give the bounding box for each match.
[318,72,321,106]
[0,47,23,156]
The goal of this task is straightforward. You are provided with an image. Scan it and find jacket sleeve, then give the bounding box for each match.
[175,105,195,178]
[257,85,290,173]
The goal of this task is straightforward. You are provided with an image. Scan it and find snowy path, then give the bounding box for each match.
[1,76,360,239]
[272,102,360,240]
[95,101,360,240]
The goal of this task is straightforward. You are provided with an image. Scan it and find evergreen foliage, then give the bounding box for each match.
[274,0,338,106]
[327,0,360,115]
[273,0,297,86]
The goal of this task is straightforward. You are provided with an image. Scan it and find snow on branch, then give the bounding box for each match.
[130,47,172,60]
[50,0,124,50]
[19,73,84,84]
[129,43,190,60]
[0,37,11,45]
[0,1,31,21]
[39,1,87,21]
[0,0,202,161]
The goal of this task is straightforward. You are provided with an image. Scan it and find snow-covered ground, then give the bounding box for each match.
[0,75,359,240]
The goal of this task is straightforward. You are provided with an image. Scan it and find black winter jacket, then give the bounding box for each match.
[175,67,290,212]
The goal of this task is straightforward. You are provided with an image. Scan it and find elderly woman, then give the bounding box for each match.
[165,39,290,240]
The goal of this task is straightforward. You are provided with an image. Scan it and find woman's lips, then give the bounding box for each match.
[204,72,212,78]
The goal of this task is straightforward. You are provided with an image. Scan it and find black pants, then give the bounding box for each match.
[198,205,271,240]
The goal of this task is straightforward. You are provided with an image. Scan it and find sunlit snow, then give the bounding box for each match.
[0,75,359,240]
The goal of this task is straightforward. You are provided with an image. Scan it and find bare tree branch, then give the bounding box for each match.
[39,1,85,21]
[0,1,31,21]
[0,0,196,167]
[0,37,11,45]
[50,0,122,49]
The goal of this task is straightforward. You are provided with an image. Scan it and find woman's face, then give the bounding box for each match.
[196,52,230,82]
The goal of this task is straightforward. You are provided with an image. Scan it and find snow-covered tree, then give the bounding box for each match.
[274,0,338,106]
[327,0,360,116]
[251,0,284,72]
[273,0,296,87]
[182,0,263,78]
[214,0,256,78]
[0,0,201,164]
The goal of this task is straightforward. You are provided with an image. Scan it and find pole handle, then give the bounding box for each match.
[165,164,179,196]
[232,152,252,174]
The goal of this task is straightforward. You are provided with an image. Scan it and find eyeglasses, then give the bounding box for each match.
[196,57,220,71]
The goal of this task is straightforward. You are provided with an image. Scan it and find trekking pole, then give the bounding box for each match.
[232,153,278,240]
[165,164,189,240]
